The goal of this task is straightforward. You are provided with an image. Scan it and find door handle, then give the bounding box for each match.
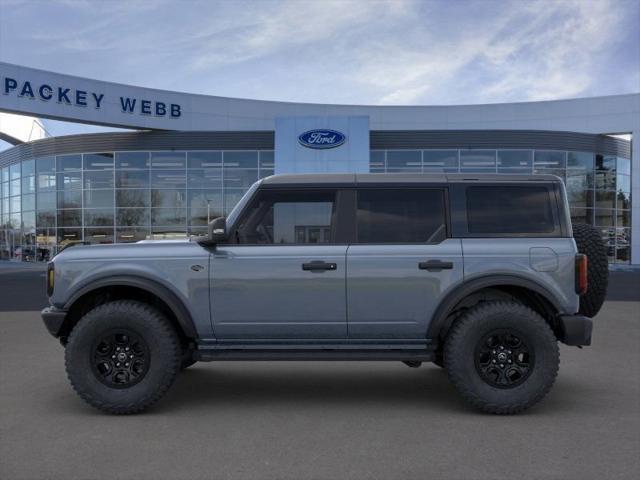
[419,260,454,271]
[302,261,337,272]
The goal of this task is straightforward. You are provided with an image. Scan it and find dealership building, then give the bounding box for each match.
[0,62,638,265]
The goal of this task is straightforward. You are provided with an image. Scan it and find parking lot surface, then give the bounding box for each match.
[0,268,639,480]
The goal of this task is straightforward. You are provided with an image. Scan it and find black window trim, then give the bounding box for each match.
[223,181,567,245]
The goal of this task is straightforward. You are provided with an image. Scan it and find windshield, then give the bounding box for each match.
[225,180,262,230]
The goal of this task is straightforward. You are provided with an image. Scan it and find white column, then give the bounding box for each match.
[631,129,639,265]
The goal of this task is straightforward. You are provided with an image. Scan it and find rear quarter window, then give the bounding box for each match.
[466,186,556,234]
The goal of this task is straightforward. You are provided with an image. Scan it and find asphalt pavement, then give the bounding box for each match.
[0,262,47,311]
[0,264,639,479]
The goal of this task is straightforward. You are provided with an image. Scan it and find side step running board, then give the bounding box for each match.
[195,349,435,362]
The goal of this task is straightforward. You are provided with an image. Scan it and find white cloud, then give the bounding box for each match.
[473,0,625,102]
[379,84,431,104]
[350,0,630,104]
[0,0,637,105]
[187,0,412,71]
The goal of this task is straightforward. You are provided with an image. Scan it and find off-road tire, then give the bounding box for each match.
[444,301,559,414]
[573,223,608,318]
[65,300,181,414]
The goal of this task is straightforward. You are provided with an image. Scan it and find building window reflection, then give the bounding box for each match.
[0,146,632,264]
[370,148,632,264]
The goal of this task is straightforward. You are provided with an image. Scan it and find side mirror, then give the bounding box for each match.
[209,216,227,244]
[199,216,227,246]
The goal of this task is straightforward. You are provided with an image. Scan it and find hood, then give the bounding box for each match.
[53,240,203,263]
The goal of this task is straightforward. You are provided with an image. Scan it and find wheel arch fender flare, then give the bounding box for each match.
[427,274,564,341]
[63,275,198,339]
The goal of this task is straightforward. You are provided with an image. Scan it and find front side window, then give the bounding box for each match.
[356,189,446,243]
[236,190,336,245]
[466,186,555,234]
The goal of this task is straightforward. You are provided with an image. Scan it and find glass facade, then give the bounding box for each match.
[370,149,632,264]
[1,150,274,261]
[0,147,631,264]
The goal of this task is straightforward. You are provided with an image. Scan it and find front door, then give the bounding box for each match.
[346,188,463,339]
[211,188,347,339]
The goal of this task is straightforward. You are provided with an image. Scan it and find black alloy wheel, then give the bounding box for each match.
[91,329,150,388]
[474,330,533,388]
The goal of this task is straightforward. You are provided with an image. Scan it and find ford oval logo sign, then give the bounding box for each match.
[298,129,346,149]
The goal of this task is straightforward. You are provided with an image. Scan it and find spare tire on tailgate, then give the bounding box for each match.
[573,223,609,317]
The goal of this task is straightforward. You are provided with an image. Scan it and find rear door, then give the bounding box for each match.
[346,188,463,339]
[211,188,348,339]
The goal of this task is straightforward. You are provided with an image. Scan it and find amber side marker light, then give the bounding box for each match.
[575,254,588,295]
[47,263,54,297]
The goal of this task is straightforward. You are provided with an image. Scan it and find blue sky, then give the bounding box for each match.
[0,0,638,141]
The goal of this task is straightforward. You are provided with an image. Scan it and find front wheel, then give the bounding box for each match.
[444,301,559,414]
[65,300,182,414]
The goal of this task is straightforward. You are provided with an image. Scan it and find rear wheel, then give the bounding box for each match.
[65,300,181,414]
[444,301,559,414]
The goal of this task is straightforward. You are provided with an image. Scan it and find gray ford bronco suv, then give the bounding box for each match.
[42,173,608,415]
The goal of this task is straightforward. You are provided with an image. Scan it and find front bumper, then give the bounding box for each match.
[558,314,593,346]
[41,306,68,338]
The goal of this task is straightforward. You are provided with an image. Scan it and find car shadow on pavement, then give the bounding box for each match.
[160,360,605,416]
[155,364,467,412]
[45,362,599,417]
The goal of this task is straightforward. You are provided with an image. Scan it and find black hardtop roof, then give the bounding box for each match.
[260,172,563,187]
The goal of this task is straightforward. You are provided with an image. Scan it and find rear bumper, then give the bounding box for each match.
[41,306,68,338]
[558,314,593,346]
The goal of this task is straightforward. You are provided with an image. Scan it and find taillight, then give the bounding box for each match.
[47,262,54,297]
[575,254,588,295]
